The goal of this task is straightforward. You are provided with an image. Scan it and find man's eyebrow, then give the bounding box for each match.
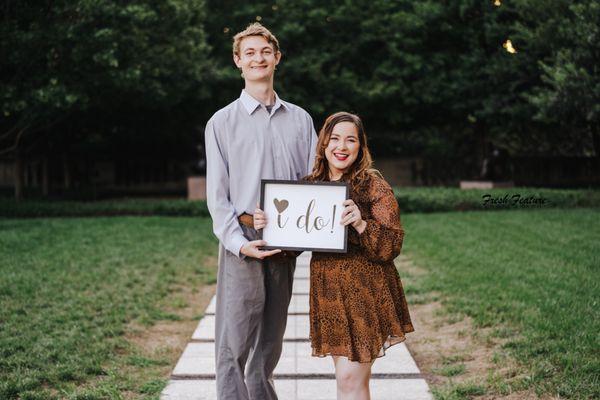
[243,46,274,52]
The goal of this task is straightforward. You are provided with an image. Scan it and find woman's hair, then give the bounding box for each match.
[232,22,280,56]
[310,111,380,188]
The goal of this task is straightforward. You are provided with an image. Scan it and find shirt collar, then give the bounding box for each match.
[239,89,287,115]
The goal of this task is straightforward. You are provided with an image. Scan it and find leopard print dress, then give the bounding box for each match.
[308,173,415,363]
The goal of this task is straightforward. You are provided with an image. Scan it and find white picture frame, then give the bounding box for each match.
[259,179,349,253]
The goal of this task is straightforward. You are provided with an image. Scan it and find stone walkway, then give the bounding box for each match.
[161,252,433,400]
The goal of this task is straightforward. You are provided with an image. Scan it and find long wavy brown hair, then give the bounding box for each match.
[310,111,380,189]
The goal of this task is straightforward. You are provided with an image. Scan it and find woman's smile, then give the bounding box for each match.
[333,152,349,161]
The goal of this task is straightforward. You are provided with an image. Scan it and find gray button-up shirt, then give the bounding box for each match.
[205,89,318,257]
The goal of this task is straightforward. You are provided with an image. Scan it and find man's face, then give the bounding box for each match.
[234,36,281,82]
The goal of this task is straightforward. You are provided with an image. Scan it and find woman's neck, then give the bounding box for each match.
[329,169,343,181]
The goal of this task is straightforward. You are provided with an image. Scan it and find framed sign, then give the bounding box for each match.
[259,180,349,253]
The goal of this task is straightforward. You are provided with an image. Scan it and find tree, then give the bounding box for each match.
[1,0,212,200]
[526,1,600,158]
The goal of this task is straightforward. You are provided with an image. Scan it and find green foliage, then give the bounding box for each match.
[205,0,600,158]
[0,198,210,218]
[1,0,212,157]
[526,1,600,156]
[1,187,598,217]
[1,0,598,194]
[394,187,600,213]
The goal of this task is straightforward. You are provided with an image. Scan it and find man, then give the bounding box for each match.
[204,23,317,400]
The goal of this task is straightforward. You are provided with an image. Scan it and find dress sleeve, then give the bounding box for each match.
[356,177,404,263]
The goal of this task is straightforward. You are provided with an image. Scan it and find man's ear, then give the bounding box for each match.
[275,51,282,66]
[233,53,242,68]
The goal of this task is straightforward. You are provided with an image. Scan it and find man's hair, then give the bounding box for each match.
[232,22,280,56]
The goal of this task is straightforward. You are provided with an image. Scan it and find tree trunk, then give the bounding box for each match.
[592,127,600,159]
[63,154,71,190]
[14,147,24,202]
[476,122,488,179]
[42,155,49,197]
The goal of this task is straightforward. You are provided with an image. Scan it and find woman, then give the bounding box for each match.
[255,111,414,400]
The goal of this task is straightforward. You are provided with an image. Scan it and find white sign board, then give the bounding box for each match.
[259,180,349,253]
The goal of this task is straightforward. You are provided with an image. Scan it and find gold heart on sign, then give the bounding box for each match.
[273,198,289,213]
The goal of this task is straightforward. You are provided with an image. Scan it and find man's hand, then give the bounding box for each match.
[240,240,282,259]
[254,205,267,230]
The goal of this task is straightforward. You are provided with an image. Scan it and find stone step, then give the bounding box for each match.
[192,314,311,342]
[294,267,309,279]
[292,278,309,294]
[204,294,309,315]
[171,341,420,378]
[161,378,433,400]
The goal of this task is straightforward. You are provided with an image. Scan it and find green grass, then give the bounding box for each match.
[0,217,218,399]
[401,208,600,399]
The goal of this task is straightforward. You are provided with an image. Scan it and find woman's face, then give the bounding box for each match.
[325,121,360,177]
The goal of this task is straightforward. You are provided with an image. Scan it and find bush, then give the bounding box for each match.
[0,198,210,218]
[394,187,600,213]
[1,187,598,218]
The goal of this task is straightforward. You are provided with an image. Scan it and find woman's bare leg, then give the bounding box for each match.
[332,355,374,400]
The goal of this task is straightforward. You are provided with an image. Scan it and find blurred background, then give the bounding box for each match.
[2,2,599,399]
[2,0,599,201]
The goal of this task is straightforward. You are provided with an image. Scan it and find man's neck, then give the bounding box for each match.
[244,81,275,106]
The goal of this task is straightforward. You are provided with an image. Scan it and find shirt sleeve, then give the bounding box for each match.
[306,113,318,175]
[355,178,404,263]
[204,117,249,258]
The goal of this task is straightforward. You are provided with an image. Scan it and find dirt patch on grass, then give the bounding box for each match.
[126,282,216,361]
[397,255,556,400]
[89,256,219,399]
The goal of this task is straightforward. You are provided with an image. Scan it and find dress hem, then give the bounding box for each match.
[310,328,413,364]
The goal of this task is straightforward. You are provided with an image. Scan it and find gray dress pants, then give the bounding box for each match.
[215,225,296,400]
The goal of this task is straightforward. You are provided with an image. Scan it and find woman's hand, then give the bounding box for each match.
[253,204,267,230]
[340,199,367,234]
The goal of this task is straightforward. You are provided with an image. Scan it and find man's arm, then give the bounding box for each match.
[204,117,248,258]
[306,113,318,174]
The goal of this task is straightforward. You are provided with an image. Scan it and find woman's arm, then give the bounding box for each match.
[353,178,404,263]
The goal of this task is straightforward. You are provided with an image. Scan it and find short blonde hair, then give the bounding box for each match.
[232,22,280,56]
